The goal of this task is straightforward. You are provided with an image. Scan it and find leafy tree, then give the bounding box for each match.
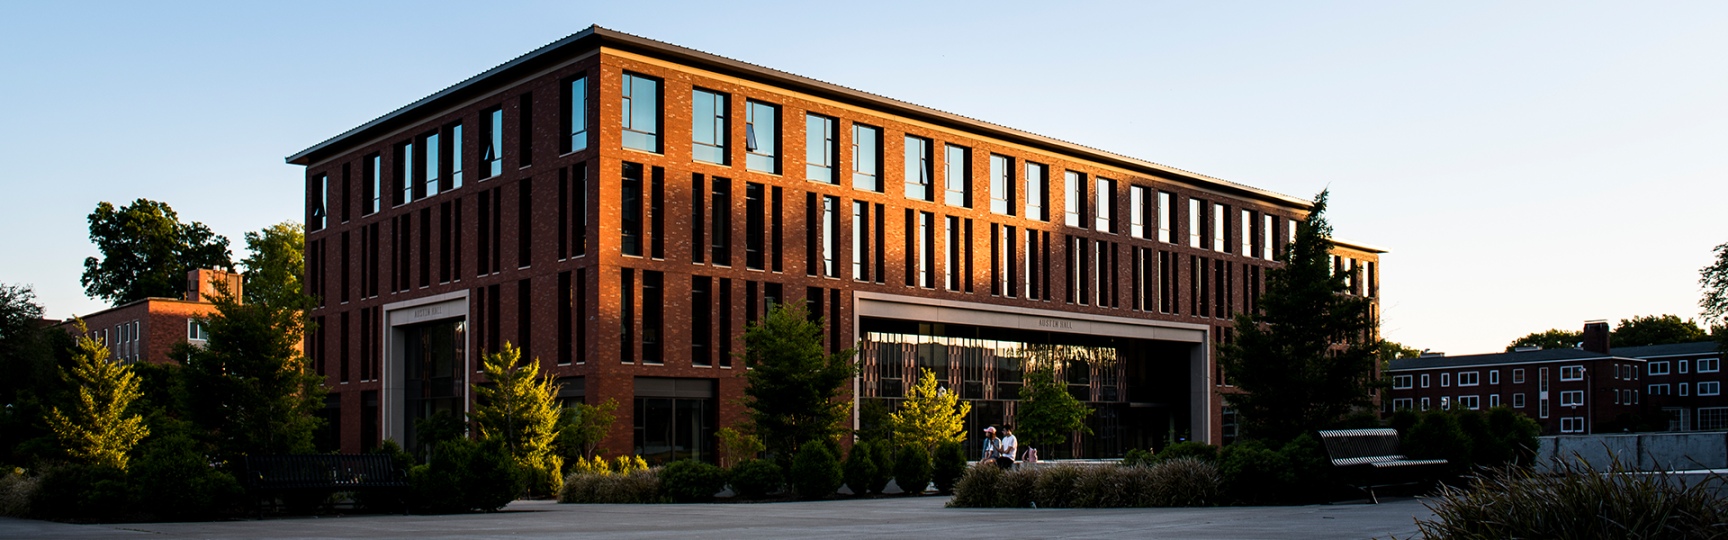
[0,283,57,462]
[46,321,149,471]
[1220,190,1380,443]
[1505,329,1582,352]
[472,342,563,496]
[240,222,312,313]
[742,302,855,465]
[175,291,323,460]
[1701,241,1728,328]
[81,199,232,306]
[714,425,764,468]
[1015,365,1091,451]
[1611,314,1708,348]
[855,398,893,443]
[554,398,619,463]
[889,367,971,452]
[1379,341,1423,362]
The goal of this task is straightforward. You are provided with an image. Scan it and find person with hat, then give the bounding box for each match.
[980,426,1001,464]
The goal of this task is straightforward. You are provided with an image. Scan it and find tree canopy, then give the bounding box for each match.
[741,301,855,464]
[1504,329,1583,352]
[175,291,323,460]
[47,321,149,471]
[889,367,971,452]
[241,222,310,313]
[1219,190,1380,443]
[1611,314,1708,348]
[81,199,232,306]
[1014,365,1091,450]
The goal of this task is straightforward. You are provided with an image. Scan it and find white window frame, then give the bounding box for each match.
[1458,371,1480,387]
[1393,374,1413,389]
[1489,370,1499,385]
[1392,398,1413,411]
[1513,393,1525,408]
[1700,381,1721,396]
[1648,361,1670,375]
[1681,382,1691,396]
[1560,417,1585,434]
[1649,383,1670,396]
[1560,390,1584,407]
[1700,358,1720,373]
[1513,368,1526,384]
[1680,359,1690,374]
[1459,395,1480,410]
[1420,373,1430,388]
[1420,397,1430,411]
[1440,396,1451,410]
[1560,365,1584,381]
[1489,394,1500,407]
[1441,372,1451,387]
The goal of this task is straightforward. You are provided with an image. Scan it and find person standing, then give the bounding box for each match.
[996,426,1018,469]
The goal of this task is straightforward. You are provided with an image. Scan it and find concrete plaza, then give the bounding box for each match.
[0,495,1433,539]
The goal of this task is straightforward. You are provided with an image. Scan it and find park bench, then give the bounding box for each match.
[242,454,409,517]
[1317,428,1447,504]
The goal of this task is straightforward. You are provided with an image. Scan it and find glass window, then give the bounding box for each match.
[1064,171,1083,227]
[1489,370,1499,385]
[1213,203,1226,252]
[366,154,382,214]
[1701,381,1721,396]
[1700,358,1720,373]
[989,154,1013,215]
[1441,373,1450,387]
[1158,191,1173,243]
[1129,186,1145,238]
[821,196,838,277]
[569,76,589,153]
[621,73,661,153]
[1420,373,1429,388]
[1393,374,1412,389]
[449,123,464,189]
[1649,361,1669,375]
[1240,210,1253,256]
[852,124,881,191]
[691,88,727,164]
[806,114,837,183]
[423,132,440,197]
[1560,390,1584,406]
[1261,214,1273,259]
[745,101,779,173]
[1025,162,1047,220]
[482,108,503,178]
[944,144,970,208]
[1094,177,1113,233]
[1459,395,1480,410]
[312,174,327,230]
[621,163,644,257]
[1513,368,1526,383]
[1458,371,1479,386]
[1513,393,1525,408]
[187,319,208,341]
[904,136,932,201]
[1560,365,1584,381]
[1188,198,1203,248]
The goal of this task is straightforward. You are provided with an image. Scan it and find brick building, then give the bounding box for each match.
[56,269,241,365]
[1386,321,1728,435]
[288,26,1383,461]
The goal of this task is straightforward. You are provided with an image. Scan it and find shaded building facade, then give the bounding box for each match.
[289,26,1383,461]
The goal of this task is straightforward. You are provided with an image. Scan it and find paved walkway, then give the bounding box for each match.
[0,495,1434,539]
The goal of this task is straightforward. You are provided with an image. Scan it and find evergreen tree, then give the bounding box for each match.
[176,291,323,460]
[889,367,970,452]
[47,321,149,471]
[1014,364,1091,451]
[742,302,855,466]
[472,342,563,495]
[81,199,232,306]
[1220,190,1379,443]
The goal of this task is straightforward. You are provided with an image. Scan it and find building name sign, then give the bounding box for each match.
[1035,318,1073,329]
[413,306,444,319]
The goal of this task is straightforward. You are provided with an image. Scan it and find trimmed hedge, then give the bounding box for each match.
[790,444,843,500]
[948,459,1222,508]
[728,459,782,499]
[560,469,662,504]
[930,442,966,495]
[841,441,877,496]
[891,444,931,496]
[659,460,728,502]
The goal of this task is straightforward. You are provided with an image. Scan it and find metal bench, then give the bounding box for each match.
[242,454,409,516]
[1317,428,1447,504]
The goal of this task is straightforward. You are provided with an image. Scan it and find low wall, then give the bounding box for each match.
[1536,432,1728,472]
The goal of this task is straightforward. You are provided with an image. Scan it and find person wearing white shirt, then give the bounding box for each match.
[996,426,1018,469]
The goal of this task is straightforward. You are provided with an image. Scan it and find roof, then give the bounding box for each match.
[1387,348,1615,371]
[1611,341,1722,359]
[285,25,1314,210]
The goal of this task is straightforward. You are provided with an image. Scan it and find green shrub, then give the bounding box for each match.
[1121,448,1154,467]
[126,431,241,521]
[560,469,662,504]
[0,468,40,517]
[841,441,876,496]
[1145,457,1222,507]
[357,440,415,512]
[409,438,523,513]
[790,443,843,500]
[1484,406,1540,466]
[946,463,1003,507]
[1415,459,1728,539]
[930,441,966,495]
[727,459,782,499]
[659,460,727,502]
[1276,433,1332,504]
[30,463,128,522]
[867,440,894,494]
[1155,441,1218,464]
[993,466,1036,508]
[891,444,931,495]
[1071,465,1130,507]
[1219,441,1292,505]
[1030,464,1082,508]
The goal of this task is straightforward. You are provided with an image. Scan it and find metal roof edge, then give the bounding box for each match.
[1330,237,1388,254]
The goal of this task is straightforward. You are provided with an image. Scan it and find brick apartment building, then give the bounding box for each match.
[56,269,241,365]
[1386,321,1728,435]
[288,26,1383,461]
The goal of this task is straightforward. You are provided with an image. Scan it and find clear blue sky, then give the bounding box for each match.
[4,1,1725,355]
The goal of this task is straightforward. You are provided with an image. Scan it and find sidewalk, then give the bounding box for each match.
[0,495,1434,540]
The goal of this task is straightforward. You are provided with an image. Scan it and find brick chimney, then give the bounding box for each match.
[186,269,243,304]
[1581,320,1610,354]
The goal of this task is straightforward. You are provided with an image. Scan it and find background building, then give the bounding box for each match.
[289,26,1382,460]
[55,269,240,366]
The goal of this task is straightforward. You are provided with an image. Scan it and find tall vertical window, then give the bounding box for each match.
[904,136,932,201]
[365,154,381,215]
[944,144,970,208]
[1241,210,1254,257]
[945,216,960,290]
[621,270,634,363]
[1213,203,1226,252]
[745,182,764,270]
[711,178,731,265]
[1095,177,1114,233]
[1025,162,1047,220]
[1064,171,1083,227]
[1262,214,1274,259]
[621,163,644,257]
[449,123,464,189]
[1188,198,1203,248]
[691,88,727,164]
[1157,191,1173,243]
[745,100,779,173]
[567,76,589,153]
[918,211,934,287]
[482,108,503,178]
[423,132,440,197]
[620,73,661,153]
[642,271,662,364]
[989,154,1013,215]
[1129,186,1145,238]
[398,140,415,204]
[852,201,868,281]
[312,174,328,230]
[852,124,881,191]
[806,114,837,183]
[691,276,711,367]
[821,195,838,277]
